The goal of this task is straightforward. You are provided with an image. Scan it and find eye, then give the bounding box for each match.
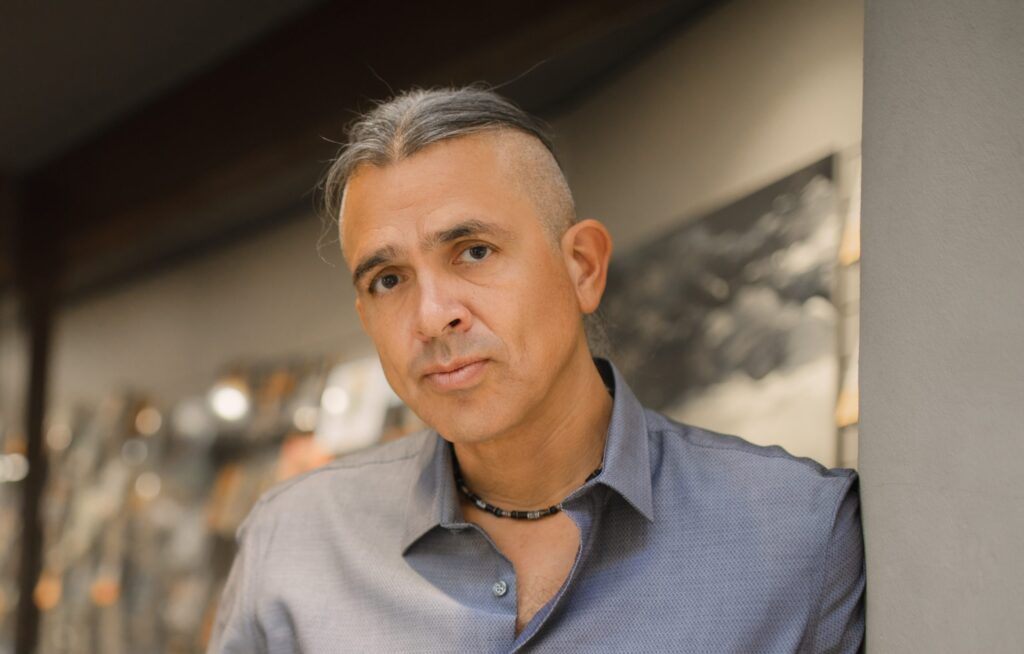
[369,272,401,295]
[459,244,493,262]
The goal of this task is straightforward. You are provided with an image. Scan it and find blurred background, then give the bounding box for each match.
[0,0,864,651]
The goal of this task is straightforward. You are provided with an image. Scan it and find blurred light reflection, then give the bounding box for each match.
[45,423,73,451]
[135,406,163,435]
[135,472,161,500]
[208,382,250,421]
[0,453,29,483]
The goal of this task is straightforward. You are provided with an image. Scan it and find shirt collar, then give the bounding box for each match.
[592,357,655,522]
[401,357,654,554]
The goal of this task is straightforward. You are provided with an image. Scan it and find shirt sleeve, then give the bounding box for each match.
[800,473,866,653]
[206,509,267,654]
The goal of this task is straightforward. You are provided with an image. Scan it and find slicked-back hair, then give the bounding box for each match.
[319,85,573,236]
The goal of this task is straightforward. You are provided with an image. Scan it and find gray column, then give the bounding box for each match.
[861,0,1024,650]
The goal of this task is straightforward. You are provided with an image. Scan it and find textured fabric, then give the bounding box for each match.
[208,359,864,653]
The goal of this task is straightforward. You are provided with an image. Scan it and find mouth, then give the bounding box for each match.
[421,359,489,391]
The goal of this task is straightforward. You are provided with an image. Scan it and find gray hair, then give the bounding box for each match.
[319,85,574,239]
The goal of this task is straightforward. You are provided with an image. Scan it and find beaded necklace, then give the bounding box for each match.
[452,453,602,520]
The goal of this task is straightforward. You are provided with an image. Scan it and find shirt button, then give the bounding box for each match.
[492,580,508,597]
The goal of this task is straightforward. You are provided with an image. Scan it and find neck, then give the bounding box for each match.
[451,347,613,511]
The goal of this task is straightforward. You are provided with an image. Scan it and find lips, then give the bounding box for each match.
[421,358,489,391]
[421,358,486,376]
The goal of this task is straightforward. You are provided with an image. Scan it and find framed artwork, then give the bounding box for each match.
[601,156,843,465]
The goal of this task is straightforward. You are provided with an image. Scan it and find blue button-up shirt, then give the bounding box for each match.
[209,359,864,652]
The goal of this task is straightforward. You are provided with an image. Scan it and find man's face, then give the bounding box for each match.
[340,132,586,443]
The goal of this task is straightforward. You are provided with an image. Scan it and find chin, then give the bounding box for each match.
[418,402,512,444]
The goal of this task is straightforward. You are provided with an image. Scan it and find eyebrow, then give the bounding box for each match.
[351,219,514,287]
[423,219,514,249]
[352,245,400,286]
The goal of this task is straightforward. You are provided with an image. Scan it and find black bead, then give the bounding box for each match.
[452,453,601,520]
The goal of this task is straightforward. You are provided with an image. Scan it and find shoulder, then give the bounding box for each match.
[646,408,855,479]
[237,430,433,538]
[644,409,858,518]
[642,412,864,647]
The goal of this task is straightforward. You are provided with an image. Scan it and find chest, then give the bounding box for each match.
[466,507,582,634]
[258,507,817,653]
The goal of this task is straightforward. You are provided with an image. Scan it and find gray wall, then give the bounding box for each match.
[861,0,1024,650]
[552,0,863,253]
[50,216,371,410]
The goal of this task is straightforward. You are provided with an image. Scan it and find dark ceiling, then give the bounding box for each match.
[0,0,329,171]
[0,0,714,305]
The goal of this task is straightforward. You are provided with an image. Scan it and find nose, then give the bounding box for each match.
[414,275,472,341]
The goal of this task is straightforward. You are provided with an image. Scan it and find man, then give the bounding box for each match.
[209,87,864,653]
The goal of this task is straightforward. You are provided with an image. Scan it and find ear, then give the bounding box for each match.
[560,218,613,314]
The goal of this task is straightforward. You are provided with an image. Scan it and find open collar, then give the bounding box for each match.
[401,357,654,555]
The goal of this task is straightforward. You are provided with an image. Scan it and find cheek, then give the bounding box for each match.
[363,296,412,345]
[529,255,576,315]
[501,258,578,354]
[362,314,408,382]
[379,357,408,401]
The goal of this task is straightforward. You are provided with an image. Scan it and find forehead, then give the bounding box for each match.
[339,132,542,263]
